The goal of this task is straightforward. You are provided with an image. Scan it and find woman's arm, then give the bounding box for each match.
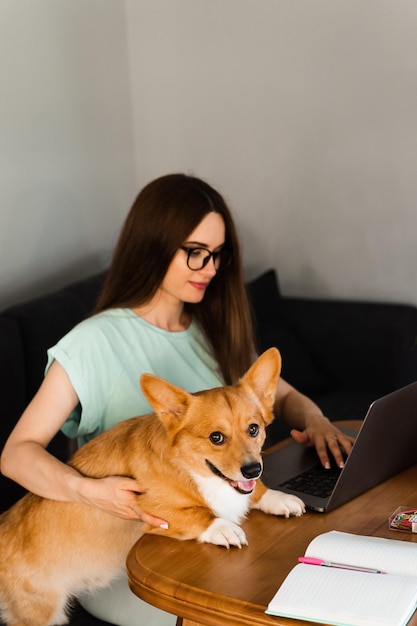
[274,377,354,469]
[0,361,167,527]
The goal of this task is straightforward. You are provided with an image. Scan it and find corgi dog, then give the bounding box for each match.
[0,347,304,626]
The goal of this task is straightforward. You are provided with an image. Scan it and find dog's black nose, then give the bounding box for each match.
[241,462,262,479]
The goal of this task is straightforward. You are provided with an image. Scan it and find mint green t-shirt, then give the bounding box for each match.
[46,309,224,446]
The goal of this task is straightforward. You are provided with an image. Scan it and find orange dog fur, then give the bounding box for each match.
[0,347,304,626]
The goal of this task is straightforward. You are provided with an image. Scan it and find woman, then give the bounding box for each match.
[1,174,353,625]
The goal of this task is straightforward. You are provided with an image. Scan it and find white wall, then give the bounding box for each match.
[2,1,417,310]
[126,0,417,304]
[0,0,136,308]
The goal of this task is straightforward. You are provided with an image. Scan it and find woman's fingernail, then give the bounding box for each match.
[160,522,169,529]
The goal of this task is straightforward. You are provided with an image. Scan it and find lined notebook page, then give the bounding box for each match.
[305,531,417,577]
[266,563,417,626]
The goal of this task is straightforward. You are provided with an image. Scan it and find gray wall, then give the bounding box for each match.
[0,1,136,308]
[127,0,417,304]
[2,0,417,309]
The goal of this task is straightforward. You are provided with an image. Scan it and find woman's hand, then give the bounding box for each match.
[274,377,355,469]
[77,475,169,528]
[290,416,355,469]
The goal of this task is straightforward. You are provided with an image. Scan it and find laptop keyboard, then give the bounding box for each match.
[279,465,342,499]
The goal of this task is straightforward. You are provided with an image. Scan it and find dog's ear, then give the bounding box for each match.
[240,347,281,411]
[140,373,192,429]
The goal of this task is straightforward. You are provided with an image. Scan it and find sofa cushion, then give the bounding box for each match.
[311,390,380,422]
[2,272,106,400]
[0,317,26,420]
[282,297,417,393]
[0,318,28,511]
[247,270,327,394]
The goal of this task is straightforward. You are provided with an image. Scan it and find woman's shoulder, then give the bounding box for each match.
[47,309,141,377]
[55,308,136,346]
[74,308,137,329]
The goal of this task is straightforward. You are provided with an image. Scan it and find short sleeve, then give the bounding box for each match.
[46,318,121,440]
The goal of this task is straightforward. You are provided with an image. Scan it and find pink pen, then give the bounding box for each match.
[298,556,386,574]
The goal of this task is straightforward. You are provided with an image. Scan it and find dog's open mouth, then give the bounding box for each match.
[230,479,257,494]
[206,460,257,494]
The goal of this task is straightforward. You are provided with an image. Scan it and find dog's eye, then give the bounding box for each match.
[209,431,225,445]
[248,424,259,438]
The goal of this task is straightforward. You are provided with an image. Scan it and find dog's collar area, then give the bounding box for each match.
[205,459,257,495]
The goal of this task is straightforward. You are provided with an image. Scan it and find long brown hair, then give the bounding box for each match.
[95,173,255,384]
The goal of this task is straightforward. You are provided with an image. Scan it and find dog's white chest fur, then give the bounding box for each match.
[191,472,251,524]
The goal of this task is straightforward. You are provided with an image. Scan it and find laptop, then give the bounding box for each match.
[261,381,417,512]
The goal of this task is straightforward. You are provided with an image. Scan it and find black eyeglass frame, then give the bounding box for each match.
[180,246,232,271]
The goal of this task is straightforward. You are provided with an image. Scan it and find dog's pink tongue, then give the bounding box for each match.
[235,479,256,493]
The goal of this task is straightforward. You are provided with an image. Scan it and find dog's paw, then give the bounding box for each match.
[198,518,248,548]
[253,488,305,518]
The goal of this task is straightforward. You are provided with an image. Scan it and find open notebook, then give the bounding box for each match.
[266,531,417,626]
[262,381,417,512]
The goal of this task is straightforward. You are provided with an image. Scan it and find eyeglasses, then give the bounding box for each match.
[180,246,232,271]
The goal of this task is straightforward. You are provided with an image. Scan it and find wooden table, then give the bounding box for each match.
[126,422,417,626]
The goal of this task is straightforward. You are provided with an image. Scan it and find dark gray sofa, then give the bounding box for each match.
[1,268,417,624]
[248,270,417,442]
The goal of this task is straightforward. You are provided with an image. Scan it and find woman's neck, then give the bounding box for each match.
[131,294,191,332]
